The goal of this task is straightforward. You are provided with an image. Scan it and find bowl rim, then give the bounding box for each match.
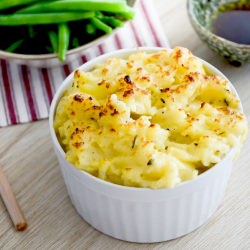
[0,29,114,62]
[49,46,240,192]
[187,0,250,49]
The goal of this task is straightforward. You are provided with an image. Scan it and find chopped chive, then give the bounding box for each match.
[147,159,153,165]
[224,98,229,106]
[132,135,137,149]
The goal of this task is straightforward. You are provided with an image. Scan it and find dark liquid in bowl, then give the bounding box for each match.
[212,3,250,45]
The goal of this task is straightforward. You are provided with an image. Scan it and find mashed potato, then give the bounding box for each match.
[54,47,248,188]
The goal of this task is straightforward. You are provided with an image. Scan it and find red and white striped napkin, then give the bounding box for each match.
[0,0,169,127]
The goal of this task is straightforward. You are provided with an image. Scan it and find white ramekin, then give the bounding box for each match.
[49,47,241,243]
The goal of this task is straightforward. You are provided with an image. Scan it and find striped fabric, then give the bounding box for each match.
[0,0,169,127]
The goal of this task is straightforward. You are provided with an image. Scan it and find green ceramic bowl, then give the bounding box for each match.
[187,0,250,66]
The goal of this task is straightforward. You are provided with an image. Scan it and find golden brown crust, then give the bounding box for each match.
[54,47,248,189]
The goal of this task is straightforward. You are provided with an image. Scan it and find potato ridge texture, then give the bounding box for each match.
[54,47,248,188]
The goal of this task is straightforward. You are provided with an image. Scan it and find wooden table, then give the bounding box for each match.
[0,0,249,249]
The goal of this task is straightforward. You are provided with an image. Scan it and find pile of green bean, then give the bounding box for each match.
[0,0,135,61]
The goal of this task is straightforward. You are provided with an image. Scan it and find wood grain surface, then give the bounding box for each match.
[0,0,249,249]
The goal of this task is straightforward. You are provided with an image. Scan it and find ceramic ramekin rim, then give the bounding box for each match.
[186,0,250,50]
[49,46,240,193]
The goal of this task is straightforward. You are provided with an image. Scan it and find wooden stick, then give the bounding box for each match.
[0,168,27,231]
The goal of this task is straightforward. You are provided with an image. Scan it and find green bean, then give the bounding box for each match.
[48,31,58,53]
[72,37,80,48]
[86,23,96,35]
[6,39,24,52]
[17,0,129,14]
[0,12,94,26]
[0,0,41,11]
[58,23,70,62]
[94,11,104,18]
[28,25,36,38]
[116,7,135,20]
[90,17,112,34]
[94,4,135,20]
[46,46,53,53]
[98,15,124,28]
